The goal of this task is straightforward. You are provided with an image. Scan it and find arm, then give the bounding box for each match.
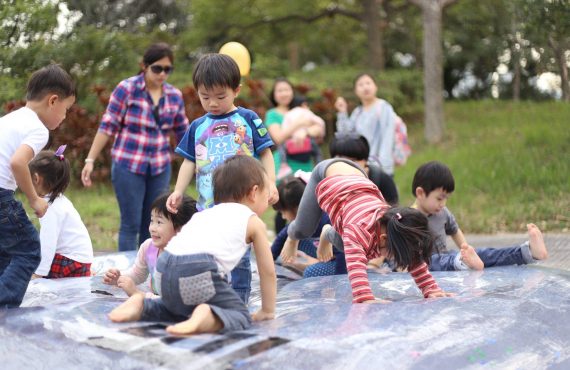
[335,97,357,134]
[11,144,47,217]
[122,240,152,285]
[451,228,469,249]
[249,216,276,321]
[268,118,319,145]
[81,132,112,187]
[409,262,452,298]
[343,224,376,303]
[166,159,196,213]
[259,148,278,205]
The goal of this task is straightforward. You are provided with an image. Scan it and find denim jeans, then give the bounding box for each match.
[231,248,252,304]
[142,252,251,332]
[430,242,533,271]
[111,163,171,251]
[0,189,41,308]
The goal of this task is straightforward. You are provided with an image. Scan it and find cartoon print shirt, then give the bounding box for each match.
[175,107,274,210]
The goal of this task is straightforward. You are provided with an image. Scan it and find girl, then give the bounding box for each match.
[103,193,197,297]
[81,42,189,252]
[30,146,93,279]
[281,158,453,303]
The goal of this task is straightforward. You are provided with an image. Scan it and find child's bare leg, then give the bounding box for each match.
[166,304,223,335]
[108,293,144,322]
[527,223,548,260]
[460,244,484,270]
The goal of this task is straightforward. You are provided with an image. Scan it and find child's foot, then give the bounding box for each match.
[460,244,484,270]
[527,223,548,260]
[166,304,223,335]
[108,293,144,322]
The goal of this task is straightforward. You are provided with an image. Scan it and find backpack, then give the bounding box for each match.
[393,115,411,166]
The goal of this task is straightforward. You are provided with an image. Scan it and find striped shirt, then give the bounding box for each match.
[316,175,441,303]
[98,73,189,176]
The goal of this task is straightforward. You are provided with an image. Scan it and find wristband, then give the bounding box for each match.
[84,158,95,164]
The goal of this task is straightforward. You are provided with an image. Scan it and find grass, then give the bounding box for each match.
[17,100,570,251]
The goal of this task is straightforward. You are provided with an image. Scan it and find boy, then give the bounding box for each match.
[411,161,548,271]
[166,53,277,303]
[0,64,75,307]
[109,156,277,335]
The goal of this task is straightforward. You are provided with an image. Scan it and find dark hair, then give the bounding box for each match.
[28,150,71,204]
[151,193,197,230]
[26,64,76,101]
[330,134,370,161]
[143,42,174,66]
[411,161,455,197]
[213,155,266,204]
[379,207,434,269]
[192,53,240,90]
[269,78,295,107]
[272,176,306,212]
[353,73,376,88]
[289,95,307,109]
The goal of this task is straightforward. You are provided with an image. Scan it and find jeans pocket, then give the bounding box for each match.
[179,271,216,306]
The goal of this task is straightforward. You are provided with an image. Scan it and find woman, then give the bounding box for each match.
[81,43,189,251]
[335,73,399,176]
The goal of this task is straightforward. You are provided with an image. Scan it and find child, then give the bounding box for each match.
[271,175,346,278]
[281,158,453,303]
[166,53,277,303]
[411,161,548,271]
[0,64,75,307]
[109,155,277,335]
[103,193,197,297]
[29,146,93,278]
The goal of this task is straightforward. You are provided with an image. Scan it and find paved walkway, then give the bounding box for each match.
[463,233,570,271]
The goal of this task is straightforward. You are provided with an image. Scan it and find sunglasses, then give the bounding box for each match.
[149,65,174,75]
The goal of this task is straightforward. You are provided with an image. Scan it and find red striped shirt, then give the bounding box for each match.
[316,175,441,303]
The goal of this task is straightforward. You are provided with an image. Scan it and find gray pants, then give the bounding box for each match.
[287,158,366,251]
[142,251,251,332]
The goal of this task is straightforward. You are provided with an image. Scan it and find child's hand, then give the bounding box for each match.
[362,298,391,304]
[103,268,121,285]
[427,290,455,298]
[268,182,279,205]
[117,276,138,296]
[317,224,334,262]
[251,309,275,322]
[166,191,182,213]
[280,237,299,264]
[30,196,48,218]
[334,97,348,113]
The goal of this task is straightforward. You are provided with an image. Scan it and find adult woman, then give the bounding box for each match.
[335,73,399,176]
[81,43,189,251]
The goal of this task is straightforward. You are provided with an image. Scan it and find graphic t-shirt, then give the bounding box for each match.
[175,107,274,209]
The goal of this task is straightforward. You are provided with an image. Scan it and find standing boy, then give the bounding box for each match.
[0,64,75,307]
[166,54,277,303]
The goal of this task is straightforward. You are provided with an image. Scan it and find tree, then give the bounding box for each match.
[410,0,458,143]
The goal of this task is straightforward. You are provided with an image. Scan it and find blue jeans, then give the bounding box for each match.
[111,163,171,251]
[430,243,533,271]
[231,248,252,304]
[142,252,251,332]
[0,189,41,308]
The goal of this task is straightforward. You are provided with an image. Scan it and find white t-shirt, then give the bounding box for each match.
[166,203,254,275]
[35,194,94,276]
[0,107,49,190]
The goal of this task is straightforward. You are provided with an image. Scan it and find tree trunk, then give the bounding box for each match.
[287,41,300,71]
[549,37,570,102]
[421,1,445,143]
[512,49,521,101]
[361,0,385,71]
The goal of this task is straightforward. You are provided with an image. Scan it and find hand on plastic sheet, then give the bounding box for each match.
[103,268,121,285]
[427,290,455,298]
[252,308,275,322]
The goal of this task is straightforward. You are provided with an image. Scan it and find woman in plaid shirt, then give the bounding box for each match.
[81,43,189,252]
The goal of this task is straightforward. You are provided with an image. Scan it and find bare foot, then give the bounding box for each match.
[527,223,548,260]
[166,304,223,335]
[460,244,484,270]
[108,293,144,322]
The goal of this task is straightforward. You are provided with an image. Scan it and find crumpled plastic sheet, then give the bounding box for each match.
[2,252,569,369]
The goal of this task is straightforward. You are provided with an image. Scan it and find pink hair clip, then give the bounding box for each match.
[54,144,67,161]
[395,212,402,220]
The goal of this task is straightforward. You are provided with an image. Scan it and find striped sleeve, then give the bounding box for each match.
[343,224,375,303]
[409,262,442,298]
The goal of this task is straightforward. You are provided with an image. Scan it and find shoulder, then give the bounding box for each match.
[138,238,153,252]
[237,107,260,120]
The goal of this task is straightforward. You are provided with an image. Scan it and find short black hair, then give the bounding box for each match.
[26,64,76,101]
[353,72,376,88]
[143,42,174,66]
[28,150,71,204]
[411,161,455,197]
[151,193,197,230]
[272,176,305,212]
[213,155,266,204]
[329,133,370,161]
[289,95,307,109]
[269,78,294,107]
[192,53,240,90]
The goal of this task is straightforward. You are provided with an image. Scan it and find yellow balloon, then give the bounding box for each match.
[219,42,251,76]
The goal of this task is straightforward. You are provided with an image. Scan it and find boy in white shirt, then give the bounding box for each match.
[0,64,75,307]
[109,155,277,335]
